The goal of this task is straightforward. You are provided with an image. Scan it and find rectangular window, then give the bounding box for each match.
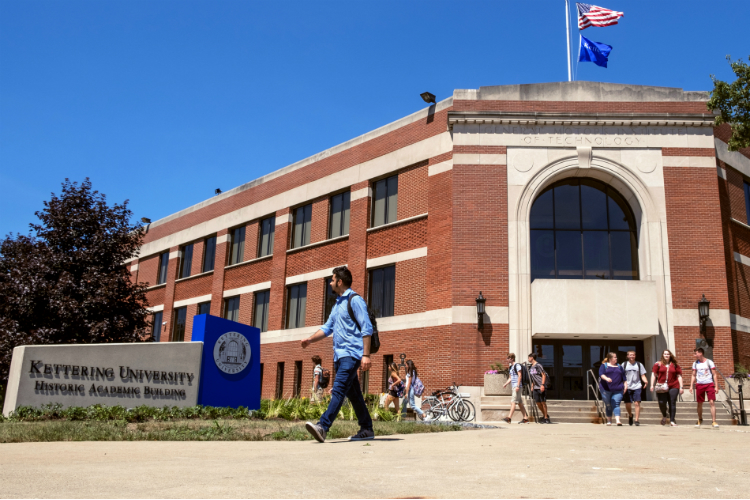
[157,252,169,284]
[324,276,337,322]
[197,302,211,316]
[172,307,187,342]
[744,181,750,224]
[286,283,308,329]
[275,362,285,399]
[372,175,398,227]
[293,360,303,397]
[151,311,163,342]
[202,236,216,273]
[178,244,193,279]
[258,217,275,257]
[292,204,312,248]
[228,226,245,265]
[329,191,351,238]
[368,266,395,318]
[224,296,240,323]
[253,290,270,332]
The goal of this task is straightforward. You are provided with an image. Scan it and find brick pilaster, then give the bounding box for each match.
[210,229,229,317]
[268,209,291,331]
[348,181,371,297]
[161,246,180,342]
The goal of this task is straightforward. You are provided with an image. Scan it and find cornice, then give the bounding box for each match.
[447,111,716,129]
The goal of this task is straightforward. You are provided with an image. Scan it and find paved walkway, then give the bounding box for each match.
[1,423,749,498]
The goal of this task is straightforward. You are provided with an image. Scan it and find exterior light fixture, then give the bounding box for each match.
[476,291,486,329]
[215,188,222,195]
[420,92,436,104]
[140,217,151,224]
[699,294,710,334]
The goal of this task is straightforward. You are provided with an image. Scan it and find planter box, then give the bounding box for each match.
[484,373,511,396]
[725,378,749,401]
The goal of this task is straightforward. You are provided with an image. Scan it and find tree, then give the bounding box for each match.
[708,56,750,152]
[0,179,150,389]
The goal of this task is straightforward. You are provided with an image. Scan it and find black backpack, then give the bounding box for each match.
[512,363,531,389]
[319,368,331,389]
[347,293,380,354]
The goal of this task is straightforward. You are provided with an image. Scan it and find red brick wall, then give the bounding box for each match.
[397,162,429,220]
[223,258,272,291]
[174,274,213,302]
[426,158,453,311]
[305,277,327,327]
[724,163,747,223]
[268,209,291,331]
[286,238,349,277]
[393,257,427,316]
[137,253,160,287]
[310,196,330,244]
[366,218,427,259]
[190,239,205,276]
[144,285,166,308]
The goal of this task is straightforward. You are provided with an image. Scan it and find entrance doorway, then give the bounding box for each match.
[530,339,646,400]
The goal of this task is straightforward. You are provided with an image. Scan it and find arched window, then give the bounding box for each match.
[530,178,638,281]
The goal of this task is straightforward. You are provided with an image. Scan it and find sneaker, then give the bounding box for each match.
[348,428,375,441]
[660,417,667,426]
[629,415,634,426]
[518,418,529,424]
[670,421,678,427]
[634,421,640,426]
[423,416,432,423]
[545,417,552,424]
[538,418,547,424]
[695,419,703,428]
[712,422,719,429]
[305,421,327,443]
[503,417,512,424]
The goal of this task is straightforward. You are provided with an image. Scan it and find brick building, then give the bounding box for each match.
[128,81,750,400]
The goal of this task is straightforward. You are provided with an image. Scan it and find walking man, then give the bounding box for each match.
[528,353,550,424]
[301,266,374,442]
[502,353,529,424]
[689,347,720,429]
[622,351,648,426]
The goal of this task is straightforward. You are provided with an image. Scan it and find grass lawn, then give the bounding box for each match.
[0,419,461,443]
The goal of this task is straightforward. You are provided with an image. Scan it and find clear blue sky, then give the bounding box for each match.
[1,0,748,237]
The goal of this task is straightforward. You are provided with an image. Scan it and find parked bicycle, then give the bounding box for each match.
[419,383,475,422]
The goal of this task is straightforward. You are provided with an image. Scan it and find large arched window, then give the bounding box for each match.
[530,178,639,281]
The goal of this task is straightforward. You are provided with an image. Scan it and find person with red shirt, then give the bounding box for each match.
[650,349,684,427]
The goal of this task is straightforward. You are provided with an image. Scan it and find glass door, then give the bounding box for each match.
[560,344,584,399]
[531,343,556,398]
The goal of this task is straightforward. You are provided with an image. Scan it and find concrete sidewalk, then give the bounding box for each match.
[1,423,749,498]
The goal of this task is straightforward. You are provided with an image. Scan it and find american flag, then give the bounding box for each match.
[577,3,624,29]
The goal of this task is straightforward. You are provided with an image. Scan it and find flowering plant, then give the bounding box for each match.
[485,362,508,375]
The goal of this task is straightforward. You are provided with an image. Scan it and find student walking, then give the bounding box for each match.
[599,352,628,426]
[310,355,325,403]
[384,363,403,412]
[301,266,374,443]
[528,353,550,424]
[650,349,684,427]
[401,360,429,421]
[502,353,529,424]
[621,351,648,426]
[689,347,720,429]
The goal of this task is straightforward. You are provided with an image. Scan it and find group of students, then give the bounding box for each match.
[598,347,721,427]
[501,347,722,427]
[311,357,429,420]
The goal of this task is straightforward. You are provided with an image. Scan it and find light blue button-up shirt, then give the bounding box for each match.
[321,288,373,361]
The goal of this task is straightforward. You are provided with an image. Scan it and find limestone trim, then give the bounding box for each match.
[259,306,509,345]
[285,266,346,285]
[715,137,750,177]
[366,213,428,233]
[428,159,453,176]
[366,248,427,269]
[223,281,272,298]
[145,283,167,291]
[718,167,727,179]
[507,152,673,369]
[673,308,731,328]
[130,263,139,272]
[169,251,179,260]
[173,294,213,309]
[216,234,229,245]
[730,313,750,334]
[146,304,164,312]
[351,187,372,201]
[447,111,715,129]
[132,133,451,259]
[735,252,750,267]
[275,213,294,225]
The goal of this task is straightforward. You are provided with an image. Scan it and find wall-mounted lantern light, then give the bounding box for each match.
[476,291,486,329]
[699,294,710,334]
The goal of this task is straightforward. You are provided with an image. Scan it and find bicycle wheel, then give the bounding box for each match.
[457,400,476,422]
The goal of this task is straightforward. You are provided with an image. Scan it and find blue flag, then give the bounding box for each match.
[578,34,612,68]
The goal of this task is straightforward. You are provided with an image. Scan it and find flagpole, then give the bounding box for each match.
[565,0,572,81]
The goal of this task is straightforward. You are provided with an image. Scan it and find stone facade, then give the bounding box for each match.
[129,82,750,399]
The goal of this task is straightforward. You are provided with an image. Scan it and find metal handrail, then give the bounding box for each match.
[714,366,741,419]
[586,369,605,422]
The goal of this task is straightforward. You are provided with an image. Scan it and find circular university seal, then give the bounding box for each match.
[213,332,251,375]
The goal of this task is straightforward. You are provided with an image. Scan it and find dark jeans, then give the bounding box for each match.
[319,356,373,432]
[657,388,679,422]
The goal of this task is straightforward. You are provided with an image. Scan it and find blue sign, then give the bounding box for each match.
[191,314,261,410]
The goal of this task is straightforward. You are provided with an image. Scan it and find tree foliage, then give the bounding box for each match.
[0,179,150,387]
[708,55,750,151]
